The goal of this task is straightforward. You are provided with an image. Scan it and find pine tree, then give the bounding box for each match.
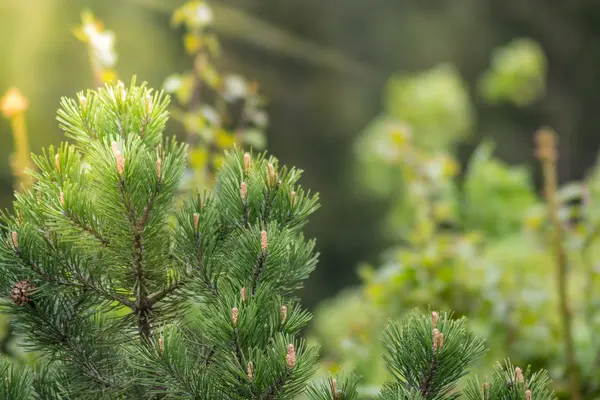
[0,79,320,399]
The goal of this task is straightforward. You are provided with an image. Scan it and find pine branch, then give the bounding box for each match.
[262,370,291,400]
[62,209,110,247]
[251,249,267,296]
[13,247,133,308]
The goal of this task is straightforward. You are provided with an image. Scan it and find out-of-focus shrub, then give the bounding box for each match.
[312,38,600,399]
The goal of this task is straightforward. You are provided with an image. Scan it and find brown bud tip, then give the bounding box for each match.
[260,230,268,251]
[1,88,28,118]
[241,287,246,302]
[193,212,199,231]
[515,367,524,383]
[286,344,296,369]
[232,307,239,326]
[290,191,296,205]
[247,362,253,381]
[60,192,65,206]
[158,337,164,354]
[432,328,440,351]
[55,154,61,171]
[12,231,18,248]
[331,378,337,398]
[525,389,532,400]
[114,151,125,175]
[267,163,275,185]
[156,158,162,178]
[438,332,444,350]
[534,127,558,162]
[281,305,287,325]
[432,311,438,328]
[244,152,251,174]
[240,182,248,202]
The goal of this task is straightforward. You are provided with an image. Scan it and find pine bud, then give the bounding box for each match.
[146,91,153,114]
[267,163,275,185]
[60,192,65,206]
[79,94,87,111]
[281,305,287,325]
[247,362,253,381]
[157,158,162,178]
[525,390,532,400]
[261,230,268,251]
[193,213,199,231]
[114,151,125,175]
[515,367,524,383]
[158,337,164,354]
[290,191,296,205]
[244,152,251,174]
[111,141,119,154]
[55,154,60,171]
[432,328,440,351]
[240,182,247,202]
[432,311,438,328]
[118,81,126,102]
[438,332,444,350]
[241,287,246,302]
[12,231,18,248]
[286,344,296,369]
[232,307,238,327]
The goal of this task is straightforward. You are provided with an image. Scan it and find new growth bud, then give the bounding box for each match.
[247,362,253,381]
[261,230,268,251]
[156,158,162,178]
[432,311,438,328]
[146,91,153,114]
[244,152,251,174]
[158,337,164,354]
[432,328,444,351]
[118,81,126,102]
[79,94,87,111]
[55,154,60,171]
[193,213,199,231]
[240,182,247,202]
[60,192,65,206]
[286,344,296,369]
[12,231,18,248]
[281,305,287,325]
[111,142,124,176]
[232,307,239,327]
[290,191,296,205]
[267,163,275,185]
[515,367,524,383]
[525,390,532,400]
[241,287,246,302]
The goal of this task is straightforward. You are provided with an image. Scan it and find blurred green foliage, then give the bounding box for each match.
[311,38,600,398]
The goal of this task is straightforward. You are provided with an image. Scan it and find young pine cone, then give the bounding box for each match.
[11,279,35,305]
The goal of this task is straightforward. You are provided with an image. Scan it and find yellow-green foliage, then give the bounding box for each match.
[312,38,600,398]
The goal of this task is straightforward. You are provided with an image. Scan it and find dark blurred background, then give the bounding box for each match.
[1,0,599,308]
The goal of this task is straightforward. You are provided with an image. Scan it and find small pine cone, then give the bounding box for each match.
[525,390,532,400]
[11,280,35,305]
